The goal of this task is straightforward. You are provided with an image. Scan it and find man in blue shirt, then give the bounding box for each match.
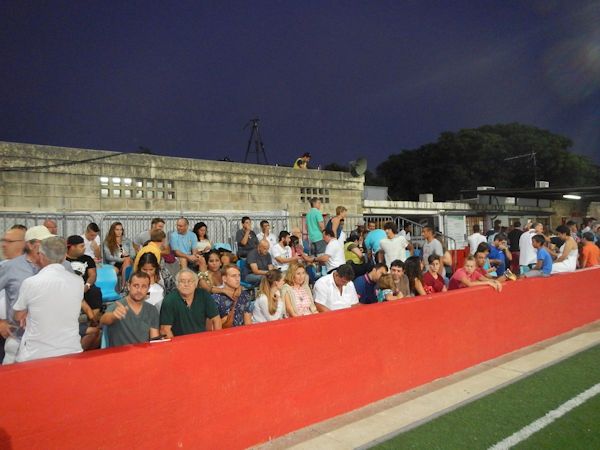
[523,235,553,278]
[489,233,512,276]
[353,263,388,304]
[169,217,200,270]
[364,228,386,264]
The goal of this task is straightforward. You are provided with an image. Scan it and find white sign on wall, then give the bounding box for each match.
[445,215,467,249]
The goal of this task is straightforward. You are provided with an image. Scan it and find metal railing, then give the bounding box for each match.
[0,210,291,257]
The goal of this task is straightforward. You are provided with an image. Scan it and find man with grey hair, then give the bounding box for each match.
[160,269,221,337]
[13,236,83,363]
[0,225,52,364]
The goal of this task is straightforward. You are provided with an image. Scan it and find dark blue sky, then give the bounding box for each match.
[1,0,599,170]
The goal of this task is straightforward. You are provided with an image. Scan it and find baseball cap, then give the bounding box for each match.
[24,225,55,241]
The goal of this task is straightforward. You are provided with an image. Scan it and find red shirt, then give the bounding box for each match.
[449,268,485,290]
[423,271,445,292]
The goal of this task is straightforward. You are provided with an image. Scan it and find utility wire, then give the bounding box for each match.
[0,151,129,173]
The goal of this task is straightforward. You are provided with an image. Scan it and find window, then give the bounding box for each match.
[167,191,176,200]
[147,191,154,199]
[146,180,154,188]
[135,179,143,188]
[124,189,132,198]
[123,178,132,186]
[135,190,144,199]
[157,180,164,189]
[112,177,121,185]
[167,180,174,189]
[99,177,109,186]
[100,188,109,197]
[113,189,121,198]
[156,191,164,199]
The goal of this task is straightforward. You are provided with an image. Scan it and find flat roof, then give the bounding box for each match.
[460,186,600,202]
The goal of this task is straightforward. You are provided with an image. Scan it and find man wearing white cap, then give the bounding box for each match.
[0,225,53,364]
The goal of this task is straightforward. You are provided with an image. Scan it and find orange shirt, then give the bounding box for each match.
[581,242,600,268]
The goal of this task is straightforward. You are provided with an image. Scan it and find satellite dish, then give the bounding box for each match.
[349,158,367,177]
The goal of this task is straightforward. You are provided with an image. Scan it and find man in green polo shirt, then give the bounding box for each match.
[159,269,221,337]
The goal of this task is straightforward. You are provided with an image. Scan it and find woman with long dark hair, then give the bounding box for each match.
[103,221,136,289]
[404,255,427,296]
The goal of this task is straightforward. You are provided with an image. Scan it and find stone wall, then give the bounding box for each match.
[0,142,364,225]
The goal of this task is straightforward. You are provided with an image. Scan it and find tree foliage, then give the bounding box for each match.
[375,123,600,201]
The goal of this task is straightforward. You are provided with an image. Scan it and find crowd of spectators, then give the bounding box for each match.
[1,208,599,365]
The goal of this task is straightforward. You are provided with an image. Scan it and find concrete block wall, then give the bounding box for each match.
[0,142,364,221]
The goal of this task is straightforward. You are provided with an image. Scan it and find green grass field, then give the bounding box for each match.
[373,344,600,450]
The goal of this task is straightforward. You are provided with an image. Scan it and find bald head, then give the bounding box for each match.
[258,239,270,255]
[43,219,58,235]
[2,228,26,259]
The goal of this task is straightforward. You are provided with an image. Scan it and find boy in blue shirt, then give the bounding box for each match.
[523,235,553,278]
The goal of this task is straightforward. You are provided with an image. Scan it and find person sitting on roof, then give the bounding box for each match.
[293,152,311,169]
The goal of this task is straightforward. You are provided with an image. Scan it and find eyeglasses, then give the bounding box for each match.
[1,239,24,243]
[178,279,196,285]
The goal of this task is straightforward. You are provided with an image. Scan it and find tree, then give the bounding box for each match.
[376,123,600,201]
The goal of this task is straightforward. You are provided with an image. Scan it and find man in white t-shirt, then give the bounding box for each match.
[379,222,412,267]
[398,223,412,241]
[81,222,101,261]
[270,231,299,272]
[256,220,278,249]
[467,224,487,255]
[13,236,83,363]
[316,229,346,273]
[519,222,544,274]
[313,264,359,312]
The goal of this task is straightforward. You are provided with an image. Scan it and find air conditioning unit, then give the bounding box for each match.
[476,186,495,191]
[419,193,434,202]
[535,181,550,188]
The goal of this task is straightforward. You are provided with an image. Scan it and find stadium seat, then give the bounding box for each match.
[124,265,133,282]
[213,242,232,252]
[100,325,109,349]
[96,265,121,302]
[236,259,253,289]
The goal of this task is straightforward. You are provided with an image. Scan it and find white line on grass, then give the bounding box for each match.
[489,382,600,450]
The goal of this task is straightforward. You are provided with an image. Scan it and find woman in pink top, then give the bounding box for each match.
[281,262,318,316]
[449,256,502,291]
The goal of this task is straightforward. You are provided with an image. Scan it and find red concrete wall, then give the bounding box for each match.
[1,268,599,449]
